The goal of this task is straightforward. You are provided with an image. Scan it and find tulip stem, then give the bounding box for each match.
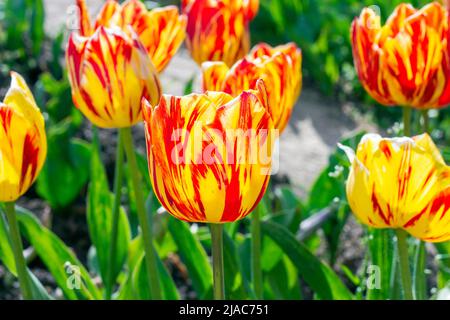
[122,127,162,300]
[251,206,263,299]
[403,107,412,136]
[395,229,413,300]
[4,202,32,300]
[421,110,429,134]
[106,128,125,300]
[210,223,225,300]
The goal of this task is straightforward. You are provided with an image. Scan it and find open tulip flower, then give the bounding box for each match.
[142,80,274,223]
[340,133,450,242]
[351,2,450,109]
[76,0,186,72]
[182,0,259,67]
[66,26,162,128]
[0,72,47,202]
[202,43,302,133]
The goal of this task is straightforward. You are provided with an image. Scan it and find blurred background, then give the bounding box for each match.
[0,0,449,299]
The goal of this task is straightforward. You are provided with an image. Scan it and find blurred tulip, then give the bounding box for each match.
[76,0,186,72]
[202,43,302,133]
[182,0,259,67]
[0,72,47,202]
[66,27,161,128]
[142,80,274,223]
[351,2,450,109]
[340,133,450,242]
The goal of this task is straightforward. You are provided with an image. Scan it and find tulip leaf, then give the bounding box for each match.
[265,256,302,300]
[87,142,131,294]
[0,206,54,299]
[261,220,353,300]
[15,206,101,300]
[168,217,213,299]
[36,123,91,208]
[132,253,179,300]
[223,231,254,299]
[366,228,395,300]
[0,208,16,274]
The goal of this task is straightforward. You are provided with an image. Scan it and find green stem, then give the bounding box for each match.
[251,206,263,299]
[403,107,412,136]
[210,223,225,300]
[122,127,161,300]
[395,229,413,300]
[421,110,429,134]
[412,240,426,300]
[105,128,125,300]
[4,202,32,300]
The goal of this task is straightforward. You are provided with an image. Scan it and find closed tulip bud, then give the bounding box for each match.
[76,0,186,72]
[351,2,450,109]
[142,79,275,223]
[183,0,259,67]
[66,27,162,128]
[0,72,47,202]
[202,43,302,133]
[340,133,450,242]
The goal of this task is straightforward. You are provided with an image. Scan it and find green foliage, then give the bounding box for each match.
[87,144,131,293]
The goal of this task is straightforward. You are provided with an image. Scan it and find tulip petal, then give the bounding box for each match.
[142,82,273,223]
[351,2,450,109]
[0,73,47,202]
[66,27,161,128]
[344,133,450,242]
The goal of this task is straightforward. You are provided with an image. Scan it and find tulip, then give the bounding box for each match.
[0,72,47,202]
[76,0,186,72]
[351,2,450,110]
[142,80,274,299]
[202,42,302,133]
[66,26,161,129]
[0,72,47,300]
[66,25,163,298]
[340,133,450,299]
[182,0,259,67]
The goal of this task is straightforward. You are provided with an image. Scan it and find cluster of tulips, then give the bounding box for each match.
[0,0,449,300]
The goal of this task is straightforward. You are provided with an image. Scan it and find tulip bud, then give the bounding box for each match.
[202,43,302,133]
[183,0,259,67]
[340,133,450,242]
[142,80,275,223]
[66,27,161,128]
[0,72,47,202]
[351,2,450,109]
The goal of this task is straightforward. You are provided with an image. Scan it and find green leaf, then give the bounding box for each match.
[28,269,53,300]
[366,229,395,300]
[28,0,45,56]
[87,143,131,293]
[261,220,353,300]
[0,208,16,274]
[168,217,213,299]
[223,231,254,299]
[132,253,179,300]
[435,241,450,289]
[16,206,101,300]
[0,206,53,299]
[265,256,302,300]
[36,122,91,208]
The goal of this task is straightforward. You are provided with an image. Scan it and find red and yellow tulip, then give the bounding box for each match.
[202,43,302,133]
[351,2,450,109]
[142,80,274,223]
[0,72,47,202]
[76,0,186,72]
[66,27,161,128]
[182,0,259,67]
[341,133,450,242]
